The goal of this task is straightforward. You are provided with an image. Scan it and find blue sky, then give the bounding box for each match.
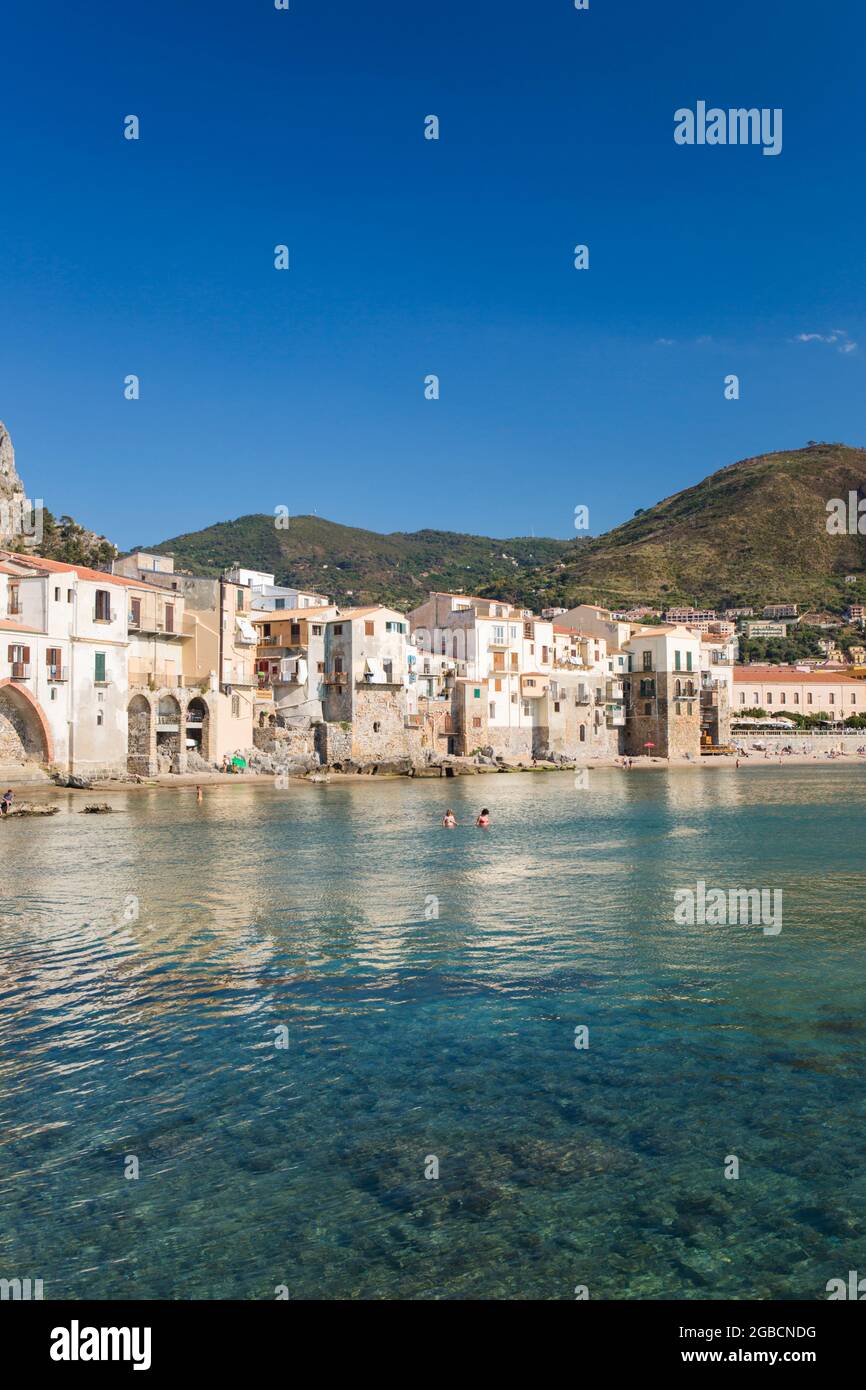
[2,0,864,548]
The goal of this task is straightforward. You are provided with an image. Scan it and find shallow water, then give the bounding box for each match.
[1,767,864,1300]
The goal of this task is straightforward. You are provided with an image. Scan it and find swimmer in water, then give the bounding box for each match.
[475,807,490,828]
[442,808,457,827]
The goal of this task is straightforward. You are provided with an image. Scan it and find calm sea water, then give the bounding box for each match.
[1,767,865,1301]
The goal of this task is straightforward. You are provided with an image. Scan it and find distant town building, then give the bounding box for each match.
[762,604,799,619]
[741,620,789,639]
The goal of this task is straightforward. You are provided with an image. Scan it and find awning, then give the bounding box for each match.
[236,617,258,644]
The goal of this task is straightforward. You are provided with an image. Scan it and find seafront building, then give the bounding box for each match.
[0,550,139,776]
[733,665,866,717]
[112,551,256,772]
[6,536,863,782]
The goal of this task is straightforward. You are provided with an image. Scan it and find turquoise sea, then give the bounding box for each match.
[1,767,865,1300]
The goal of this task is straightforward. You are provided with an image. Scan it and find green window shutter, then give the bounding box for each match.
[474,688,480,698]
[95,652,106,683]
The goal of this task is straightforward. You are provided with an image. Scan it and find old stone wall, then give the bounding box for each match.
[351,684,411,762]
[0,696,41,762]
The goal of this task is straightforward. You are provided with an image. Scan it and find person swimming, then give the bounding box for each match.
[475,808,490,828]
[442,808,457,827]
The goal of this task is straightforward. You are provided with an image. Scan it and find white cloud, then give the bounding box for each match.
[794,329,858,354]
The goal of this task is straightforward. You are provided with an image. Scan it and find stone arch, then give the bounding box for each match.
[155,694,182,770]
[185,695,211,762]
[0,678,53,766]
[127,693,153,775]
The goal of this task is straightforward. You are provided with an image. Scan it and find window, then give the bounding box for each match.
[852,693,857,704]
[54,586,60,601]
[317,661,324,673]
[524,623,532,639]
[554,701,561,712]
[473,688,480,698]
[779,692,785,704]
[67,589,73,603]
[687,702,693,716]
[333,624,343,636]
[373,721,381,733]
[236,589,244,610]
[579,724,586,742]
[275,599,285,610]
[523,701,531,716]
[643,651,652,671]
[492,625,505,644]
[644,702,652,715]
[385,621,405,634]
[365,620,375,636]
[291,624,301,644]
[96,711,103,726]
[334,657,343,674]
[131,597,141,626]
[231,694,240,717]
[50,688,57,701]
[829,693,835,705]
[494,678,502,692]
[807,693,813,705]
[46,648,62,680]
[263,623,271,637]
[686,651,693,672]
[511,692,517,704]
[165,604,174,634]
[312,625,322,636]
[674,650,681,671]
[94,589,112,621]
[794,693,800,704]
[94,652,106,684]
[739,692,745,704]
[472,716,482,729]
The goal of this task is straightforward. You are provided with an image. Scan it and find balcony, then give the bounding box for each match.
[324,672,348,685]
[11,662,30,680]
[606,680,624,700]
[46,665,69,682]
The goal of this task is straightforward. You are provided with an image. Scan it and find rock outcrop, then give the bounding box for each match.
[0,421,26,539]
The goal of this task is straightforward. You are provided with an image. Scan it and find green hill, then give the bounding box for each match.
[531,442,866,613]
[136,514,577,610]
[137,443,866,615]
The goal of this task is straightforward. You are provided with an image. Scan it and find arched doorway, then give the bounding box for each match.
[127,694,153,775]
[185,696,210,762]
[156,694,182,769]
[0,679,52,768]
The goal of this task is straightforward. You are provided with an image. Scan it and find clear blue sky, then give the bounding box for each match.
[2,0,864,548]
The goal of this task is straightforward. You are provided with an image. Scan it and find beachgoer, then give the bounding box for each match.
[442,809,457,827]
[0,789,12,816]
[196,785,203,803]
[475,808,490,828]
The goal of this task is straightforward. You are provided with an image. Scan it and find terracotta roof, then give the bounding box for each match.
[734,665,861,685]
[0,550,162,591]
[254,606,335,622]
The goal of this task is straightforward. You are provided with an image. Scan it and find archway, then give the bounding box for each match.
[0,679,52,767]
[156,694,182,768]
[127,694,152,775]
[185,696,210,762]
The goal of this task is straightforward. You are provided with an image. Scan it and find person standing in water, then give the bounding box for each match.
[475,807,490,828]
[442,808,457,827]
[196,785,203,804]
